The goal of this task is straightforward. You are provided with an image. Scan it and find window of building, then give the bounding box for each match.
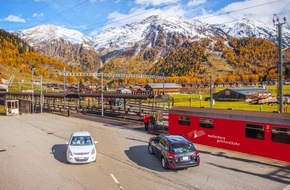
[272,126,290,144]
[200,118,214,129]
[245,124,264,140]
[178,116,190,126]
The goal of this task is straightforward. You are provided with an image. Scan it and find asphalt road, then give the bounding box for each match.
[0,113,289,190]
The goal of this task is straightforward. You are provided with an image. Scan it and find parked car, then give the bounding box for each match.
[66,131,98,164]
[148,134,200,169]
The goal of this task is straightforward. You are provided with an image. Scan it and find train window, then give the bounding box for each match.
[178,116,190,126]
[245,124,264,140]
[272,127,290,144]
[200,119,214,129]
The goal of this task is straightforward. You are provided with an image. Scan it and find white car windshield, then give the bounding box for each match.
[70,136,93,146]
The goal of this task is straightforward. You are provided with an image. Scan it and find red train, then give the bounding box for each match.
[168,107,290,162]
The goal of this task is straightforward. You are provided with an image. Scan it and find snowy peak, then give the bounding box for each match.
[93,15,213,55]
[14,15,290,66]
[16,24,94,48]
[216,18,290,44]
[217,18,274,38]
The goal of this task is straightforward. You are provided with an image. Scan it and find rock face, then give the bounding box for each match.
[36,38,101,71]
[15,24,101,72]
[15,16,290,73]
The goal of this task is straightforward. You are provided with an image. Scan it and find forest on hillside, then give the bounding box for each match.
[1,28,290,86]
[0,29,84,83]
[100,36,290,85]
[150,37,290,83]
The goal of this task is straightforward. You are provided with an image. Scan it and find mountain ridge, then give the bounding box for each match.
[12,15,290,81]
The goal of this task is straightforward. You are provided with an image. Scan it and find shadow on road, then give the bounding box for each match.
[51,144,67,164]
[199,150,290,184]
[124,145,168,172]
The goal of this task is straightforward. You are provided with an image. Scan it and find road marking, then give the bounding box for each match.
[110,174,125,190]
[284,185,290,190]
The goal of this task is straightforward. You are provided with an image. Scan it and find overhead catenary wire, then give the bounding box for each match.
[29,0,92,28]
[185,0,280,22]
[84,0,286,35]
[22,0,53,20]
[23,0,288,35]
[82,0,188,34]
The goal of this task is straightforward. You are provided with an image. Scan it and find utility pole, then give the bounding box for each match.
[63,67,66,92]
[31,68,36,113]
[63,67,66,108]
[210,75,213,108]
[101,73,104,116]
[163,73,165,95]
[40,75,43,113]
[273,14,286,113]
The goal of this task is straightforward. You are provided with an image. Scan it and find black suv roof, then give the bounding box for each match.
[162,135,190,144]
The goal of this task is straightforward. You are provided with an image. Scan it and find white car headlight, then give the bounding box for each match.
[67,149,73,156]
[91,147,96,155]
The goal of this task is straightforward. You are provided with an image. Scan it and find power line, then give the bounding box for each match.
[22,0,53,20]
[22,0,285,35]
[186,0,280,22]
[30,0,91,28]
[82,0,187,34]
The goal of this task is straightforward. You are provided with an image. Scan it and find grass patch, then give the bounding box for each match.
[0,105,6,116]
[172,85,290,113]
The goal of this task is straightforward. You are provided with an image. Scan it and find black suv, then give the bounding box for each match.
[148,134,200,169]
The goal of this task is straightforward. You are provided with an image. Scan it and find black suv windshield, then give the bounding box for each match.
[171,143,195,154]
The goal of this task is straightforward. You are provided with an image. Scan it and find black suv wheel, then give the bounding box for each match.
[148,144,154,154]
[161,157,167,169]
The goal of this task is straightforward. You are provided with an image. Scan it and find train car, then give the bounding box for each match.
[168,107,290,162]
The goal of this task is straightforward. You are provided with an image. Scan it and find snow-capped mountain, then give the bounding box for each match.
[215,18,290,44]
[92,15,290,63]
[93,15,219,61]
[94,15,212,52]
[16,24,94,48]
[14,15,290,69]
[15,25,100,72]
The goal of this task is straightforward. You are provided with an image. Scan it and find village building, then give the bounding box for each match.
[144,83,181,94]
[116,87,132,94]
[212,87,272,101]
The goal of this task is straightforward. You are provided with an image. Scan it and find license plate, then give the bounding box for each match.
[181,156,189,161]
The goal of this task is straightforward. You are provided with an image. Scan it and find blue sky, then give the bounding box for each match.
[0,0,289,36]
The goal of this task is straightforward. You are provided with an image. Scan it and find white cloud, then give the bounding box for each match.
[187,0,206,7]
[105,4,185,28]
[135,0,179,6]
[91,0,289,35]
[193,0,290,26]
[33,13,44,18]
[1,15,25,23]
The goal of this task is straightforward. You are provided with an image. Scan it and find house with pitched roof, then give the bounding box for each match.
[144,83,181,94]
[212,87,272,101]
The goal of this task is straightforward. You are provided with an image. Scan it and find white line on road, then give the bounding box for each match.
[110,173,125,190]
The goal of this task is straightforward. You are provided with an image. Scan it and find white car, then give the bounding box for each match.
[66,131,98,164]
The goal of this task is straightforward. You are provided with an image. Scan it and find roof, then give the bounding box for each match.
[227,87,271,95]
[146,83,181,89]
[169,107,290,125]
[72,131,91,136]
[163,135,189,144]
